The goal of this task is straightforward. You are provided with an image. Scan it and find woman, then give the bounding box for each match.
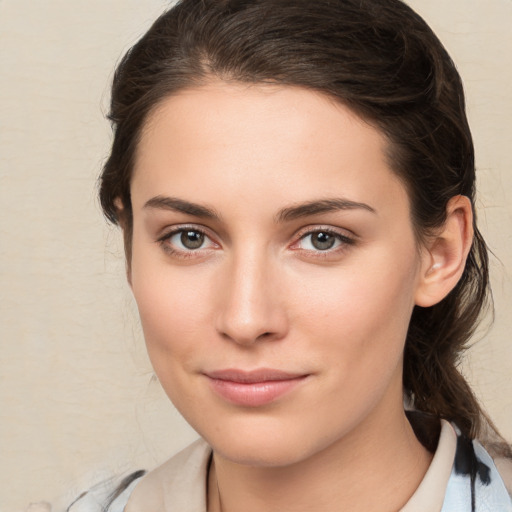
[71,0,512,510]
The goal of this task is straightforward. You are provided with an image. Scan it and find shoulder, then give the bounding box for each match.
[67,470,146,512]
[68,439,211,512]
[442,429,512,511]
[125,438,211,512]
[405,412,512,511]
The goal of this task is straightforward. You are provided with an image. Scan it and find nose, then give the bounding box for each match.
[214,251,288,346]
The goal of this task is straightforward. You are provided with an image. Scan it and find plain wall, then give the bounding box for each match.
[0,1,511,510]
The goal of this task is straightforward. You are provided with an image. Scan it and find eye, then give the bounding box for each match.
[293,228,355,253]
[172,229,207,250]
[301,231,340,251]
[158,226,218,255]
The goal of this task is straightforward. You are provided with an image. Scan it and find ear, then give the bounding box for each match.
[113,197,133,287]
[415,195,474,307]
[113,197,127,230]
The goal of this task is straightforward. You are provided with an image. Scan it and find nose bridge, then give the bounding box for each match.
[215,245,286,345]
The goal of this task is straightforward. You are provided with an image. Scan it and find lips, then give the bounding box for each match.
[204,368,309,407]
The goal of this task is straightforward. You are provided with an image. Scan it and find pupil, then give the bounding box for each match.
[312,232,335,250]
[181,231,204,249]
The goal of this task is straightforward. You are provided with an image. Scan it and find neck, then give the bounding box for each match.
[208,400,432,512]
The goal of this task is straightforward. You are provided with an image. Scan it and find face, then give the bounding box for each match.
[129,82,427,467]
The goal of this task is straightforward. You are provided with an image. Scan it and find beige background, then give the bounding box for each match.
[0,1,511,510]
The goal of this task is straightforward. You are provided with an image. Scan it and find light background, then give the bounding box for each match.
[0,1,511,510]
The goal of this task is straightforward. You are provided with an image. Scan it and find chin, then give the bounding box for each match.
[195,414,340,468]
[211,437,314,467]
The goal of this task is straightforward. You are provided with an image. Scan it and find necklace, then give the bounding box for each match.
[208,455,224,512]
[216,469,224,512]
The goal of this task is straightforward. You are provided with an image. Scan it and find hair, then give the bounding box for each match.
[99,0,509,453]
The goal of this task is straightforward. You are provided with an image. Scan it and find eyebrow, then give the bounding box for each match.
[144,196,221,220]
[143,195,376,222]
[275,198,376,222]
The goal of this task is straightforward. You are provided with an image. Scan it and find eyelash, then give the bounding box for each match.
[156,225,216,259]
[156,225,356,260]
[291,227,356,259]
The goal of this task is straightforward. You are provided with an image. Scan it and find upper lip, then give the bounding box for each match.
[204,368,308,383]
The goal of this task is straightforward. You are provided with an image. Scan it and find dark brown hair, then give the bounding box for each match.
[99,0,507,449]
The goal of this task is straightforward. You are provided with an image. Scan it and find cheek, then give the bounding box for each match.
[134,279,206,353]
[132,275,209,413]
[129,245,213,376]
[296,248,417,332]
[293,247,419,385]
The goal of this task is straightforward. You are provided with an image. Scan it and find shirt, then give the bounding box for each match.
[69,421,512,512]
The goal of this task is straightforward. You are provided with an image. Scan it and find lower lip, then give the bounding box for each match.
[206,376,308,407]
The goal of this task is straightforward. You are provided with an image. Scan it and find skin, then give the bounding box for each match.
[127,82,473,511]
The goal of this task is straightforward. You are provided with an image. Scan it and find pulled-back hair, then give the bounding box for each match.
[99,0,506,450]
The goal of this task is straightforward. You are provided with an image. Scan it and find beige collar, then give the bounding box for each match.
[399,420,457,512]
[125,438,210,512]
[126,421,457,512]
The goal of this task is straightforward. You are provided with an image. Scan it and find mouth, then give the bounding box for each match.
[203,368,310,407]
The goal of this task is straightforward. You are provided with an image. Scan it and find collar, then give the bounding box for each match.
[400,420,457,512]
[125,420,459,512]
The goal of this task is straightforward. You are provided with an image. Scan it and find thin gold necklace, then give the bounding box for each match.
[209,455,224,512]
[216,465,224,512]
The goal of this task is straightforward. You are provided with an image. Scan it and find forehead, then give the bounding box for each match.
[138,82,383,158]
[131,82,408,218]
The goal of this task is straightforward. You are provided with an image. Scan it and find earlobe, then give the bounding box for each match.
[415,195,474,307]
[113,197,133,287]
[114,197,127,230]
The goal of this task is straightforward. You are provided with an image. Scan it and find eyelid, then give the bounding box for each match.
[293,225,356,242]
[289,225,357,252]
[156,224,220,254]
[155,223,356,257]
